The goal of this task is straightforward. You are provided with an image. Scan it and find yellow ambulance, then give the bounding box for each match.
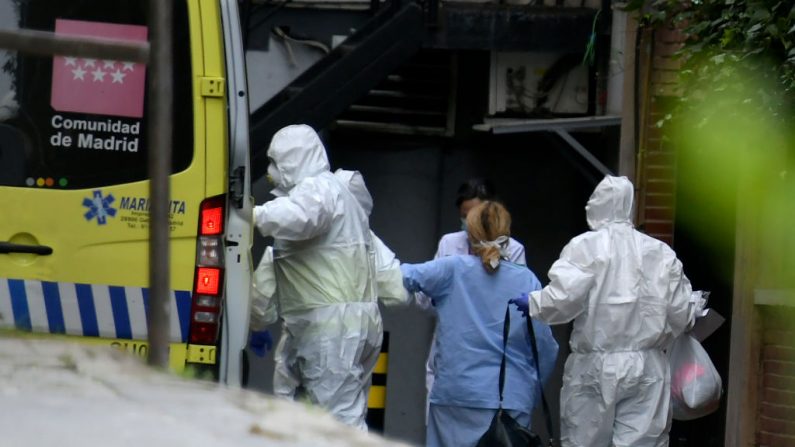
[0,0,252,385]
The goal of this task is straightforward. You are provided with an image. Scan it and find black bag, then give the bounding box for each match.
[476,306,554,447]
[476,408,543,447]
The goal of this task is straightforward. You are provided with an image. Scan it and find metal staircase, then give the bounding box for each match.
[248,1,424,181]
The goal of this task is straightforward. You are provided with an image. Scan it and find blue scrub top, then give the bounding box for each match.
[402,255,558,411]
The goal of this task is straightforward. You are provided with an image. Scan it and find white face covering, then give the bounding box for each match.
[267,162,282,187]
[460,217,467,232]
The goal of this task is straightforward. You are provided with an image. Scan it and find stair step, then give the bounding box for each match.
[348,104,446,117]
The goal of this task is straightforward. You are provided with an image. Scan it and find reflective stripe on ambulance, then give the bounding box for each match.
[0,278,191,343]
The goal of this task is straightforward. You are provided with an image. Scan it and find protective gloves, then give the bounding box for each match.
[249,330,273,358]
[508,293,529,317]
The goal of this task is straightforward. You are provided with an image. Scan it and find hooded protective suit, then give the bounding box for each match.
[249,246,277,331]
[334,169,408,306]
[527,176,695,447]
[250,168,406,331]
[253,125,382,430]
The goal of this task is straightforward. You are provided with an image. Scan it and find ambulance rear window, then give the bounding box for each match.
[0,1,193,189]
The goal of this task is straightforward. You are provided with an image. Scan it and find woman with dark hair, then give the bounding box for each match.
[441,178,526,262]
[455,178,496,221]
[402,201,558,447]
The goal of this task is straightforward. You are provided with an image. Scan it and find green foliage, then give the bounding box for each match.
[627,0,795,126]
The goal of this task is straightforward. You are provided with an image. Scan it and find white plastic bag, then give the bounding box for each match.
[669,333,722,420]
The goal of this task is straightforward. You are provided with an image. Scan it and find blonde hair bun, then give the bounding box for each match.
[466,201,511,273]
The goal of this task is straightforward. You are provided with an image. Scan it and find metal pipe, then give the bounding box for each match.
[0,28,148,62]
[606,3,626,116]
[147,0,174,369]
[554,128,614,177]
[482,115,622,134]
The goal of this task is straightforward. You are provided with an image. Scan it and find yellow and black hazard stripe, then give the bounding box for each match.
[366,331,388,432]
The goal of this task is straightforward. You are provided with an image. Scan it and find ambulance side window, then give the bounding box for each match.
[0,0,193,189]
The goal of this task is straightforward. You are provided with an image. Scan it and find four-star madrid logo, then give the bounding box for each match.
[50,19,148,118]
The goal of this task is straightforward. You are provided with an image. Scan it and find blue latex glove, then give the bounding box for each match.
[508,293,529,317]
[249,330,273,358]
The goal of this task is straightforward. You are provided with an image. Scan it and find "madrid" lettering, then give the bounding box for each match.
[77,133,139,152]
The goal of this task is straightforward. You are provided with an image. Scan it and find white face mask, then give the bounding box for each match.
[267,162,282,187]
[460,217,467,232]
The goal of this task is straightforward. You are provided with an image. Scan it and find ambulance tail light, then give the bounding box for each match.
[195,267,222,295]
[189,195,226,346]
[201,197,224,235]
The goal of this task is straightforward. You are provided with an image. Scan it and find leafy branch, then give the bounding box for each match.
[625,0,795,126]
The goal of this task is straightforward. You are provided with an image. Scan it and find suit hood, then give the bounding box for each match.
[334,169,373,216]
[267,124,330,191]
[585,175,634,230]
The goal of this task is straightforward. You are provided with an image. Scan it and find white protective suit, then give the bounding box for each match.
[249,246,278,331]
[527,176,696,447]
[253,125,382,430]
[334,169,408,306]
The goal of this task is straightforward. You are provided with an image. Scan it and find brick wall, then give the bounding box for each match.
[758,308,795,447]
[637,24,683,246]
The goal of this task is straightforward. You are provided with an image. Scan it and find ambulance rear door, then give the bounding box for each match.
[216,0,254,386]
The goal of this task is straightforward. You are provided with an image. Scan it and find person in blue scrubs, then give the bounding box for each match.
[401,201,558,447]
[416,178,528,423]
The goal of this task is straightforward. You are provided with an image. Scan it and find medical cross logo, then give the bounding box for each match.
[83,190,117,225]
[51,19,148,118]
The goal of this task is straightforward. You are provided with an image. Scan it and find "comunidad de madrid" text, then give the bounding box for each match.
[50,114,141,152]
